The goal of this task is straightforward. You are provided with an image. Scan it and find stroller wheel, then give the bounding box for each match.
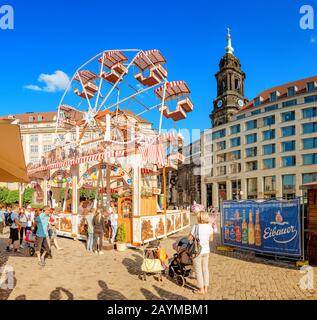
[168,267,175,279]
[175,275,185,287]
[29,247,35,257]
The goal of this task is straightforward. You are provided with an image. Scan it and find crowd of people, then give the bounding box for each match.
[0,203,119,264]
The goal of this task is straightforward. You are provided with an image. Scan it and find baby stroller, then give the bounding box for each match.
[168,237,193,287]
[139,240,167,282]
[25,229,37,257]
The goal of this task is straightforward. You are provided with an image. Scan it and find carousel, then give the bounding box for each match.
[27,49,193,245]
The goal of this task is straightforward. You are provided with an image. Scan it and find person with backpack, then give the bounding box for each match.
[0,205,5,235]
[6,206,22,254]
[18,208,27,248]
[188,211,213,295]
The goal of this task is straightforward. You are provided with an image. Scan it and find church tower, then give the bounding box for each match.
[210,29,248,127]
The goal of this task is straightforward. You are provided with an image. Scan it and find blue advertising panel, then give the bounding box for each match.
[221,199,301,257]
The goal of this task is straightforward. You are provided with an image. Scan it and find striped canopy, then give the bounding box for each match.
[98,50,128,69]
[134,50,166,72]
[155,81,190,101]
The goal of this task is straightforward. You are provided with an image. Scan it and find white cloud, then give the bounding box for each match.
[24,84,42,91]
[24,70,70,93]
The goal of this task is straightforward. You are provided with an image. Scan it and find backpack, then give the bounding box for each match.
[5,212,13,227]
[187,224,202,259]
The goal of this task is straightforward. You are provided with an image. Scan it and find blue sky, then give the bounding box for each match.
[0,0,316,142]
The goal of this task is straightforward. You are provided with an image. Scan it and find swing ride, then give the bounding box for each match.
[27,49,193,245]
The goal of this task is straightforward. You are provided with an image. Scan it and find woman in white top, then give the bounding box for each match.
[188,212,213,295]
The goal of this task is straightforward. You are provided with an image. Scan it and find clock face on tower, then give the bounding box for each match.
[217,100,223,108]
[238,99,244,107]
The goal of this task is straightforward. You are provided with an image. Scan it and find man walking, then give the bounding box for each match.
[34,206,50,267]
[6,206,21,253]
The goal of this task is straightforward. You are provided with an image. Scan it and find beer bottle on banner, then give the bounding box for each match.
[255,208,262,247]
[242,209,248,244]
[229,210,236,242]
[248,209,255,245]
[235,210,242,242]
[224,210,230,241]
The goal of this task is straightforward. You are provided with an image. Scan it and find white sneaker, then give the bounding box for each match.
[20,245,24,249]
[94,251,98,255]
[99,251,104,255]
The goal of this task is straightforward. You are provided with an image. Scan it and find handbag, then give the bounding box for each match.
[187,224,202,259]
[141,259,164,273]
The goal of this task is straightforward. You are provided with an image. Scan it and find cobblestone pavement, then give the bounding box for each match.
[0,224,317,300]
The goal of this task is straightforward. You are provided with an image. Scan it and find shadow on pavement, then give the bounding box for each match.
[140,288,161,300]
[152,285,189,300]
[122,253,143,276]
[50,287,74,300]
[97,280,128,300]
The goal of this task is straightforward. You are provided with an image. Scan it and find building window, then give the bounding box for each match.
[287,87,296,96]
[282,155,296,167]
[230,163,241,174]
[230,124,240,134]
[246,120,257,130]
[217,166,227,176]
[270,91,278,102]
[303,138,317,149]
[265,104,278,112]
[30,145,38,154]
[263,158,276,169]
[212,129,226,140]
[262,129,275,141]
[245,147,257,158]
[254,97,261,107]
[247,178,258,199]
[263,144,276,155]
[217,141,226,151]
[283,175,296,199]
[237,114,246,120]
[251,109,261,116]
[302,107,317,119]
[38,115,43,122]
[246,161,258,172]
[217,153,226,164]
[303,122,317,134]
[303,173,317,184]
[231,150,241,160]
[264,176,276,193]
[30,135,38,143]
[282,140,296,152]
[281,111,295,122]
[307,81,316,92]
[282,99,297,108]
[43,145,52,152]
[29,116,34,122]
[303,154,317,165]
[281,126,295,137]
[305,95,317,103]
[231,137,241,148]
[205,134,213,143]
[246,133,257,144]
[263,115,275,126]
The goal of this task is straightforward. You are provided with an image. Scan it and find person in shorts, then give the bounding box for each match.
[34,207,50,266]
[6,206,21,253]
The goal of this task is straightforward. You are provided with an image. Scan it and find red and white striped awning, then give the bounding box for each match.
[27,150,126,175]
[74,70,98,84]
[139,144,166,167]
[134,50,166,71]
[98,50,128,69]
[141,168,158,175]
[155,81,190,101]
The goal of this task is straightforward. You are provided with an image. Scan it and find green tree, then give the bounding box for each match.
[116,223,127,243]
[5,190,19,204]
[23,187,34,205]
[0,187,9,204]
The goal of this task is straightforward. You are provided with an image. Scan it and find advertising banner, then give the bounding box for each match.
[221,199,301,257]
